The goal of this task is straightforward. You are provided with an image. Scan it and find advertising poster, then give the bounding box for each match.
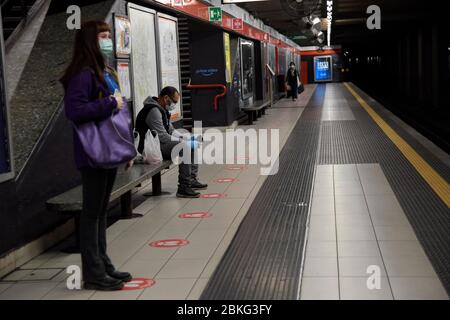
[117,61,132,99]
[314,55,333,82]
[223,32,232,83]
[128,4,159,117]
[157,14,182,121]
[114,15,131,58]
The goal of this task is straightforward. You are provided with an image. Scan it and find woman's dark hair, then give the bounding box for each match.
[159,86,179,98]
[60,20,110,88]
[290,62,295,66]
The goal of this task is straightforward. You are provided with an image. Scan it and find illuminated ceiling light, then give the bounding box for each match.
[327,0,333,47]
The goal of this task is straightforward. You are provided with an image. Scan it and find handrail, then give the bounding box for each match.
[186,79,227,112]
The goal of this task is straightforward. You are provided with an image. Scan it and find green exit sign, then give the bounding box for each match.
[208,7,222,22]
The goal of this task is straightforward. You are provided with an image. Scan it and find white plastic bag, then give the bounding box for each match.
[143,130,163,164]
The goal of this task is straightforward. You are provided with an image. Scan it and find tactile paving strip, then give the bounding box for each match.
[200,85,326,300]
[320,83,450,295]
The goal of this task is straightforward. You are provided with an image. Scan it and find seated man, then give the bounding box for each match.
[135,86,207,198]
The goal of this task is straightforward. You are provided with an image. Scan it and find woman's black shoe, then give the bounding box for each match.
[83,275,124,291]
[108,270,132,282]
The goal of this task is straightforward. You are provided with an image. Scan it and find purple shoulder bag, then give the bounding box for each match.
[74,99,137,169]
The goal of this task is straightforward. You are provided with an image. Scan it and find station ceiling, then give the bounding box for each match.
[236,0,438,47]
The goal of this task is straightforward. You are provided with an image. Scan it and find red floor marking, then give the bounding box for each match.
[200,193,227,199]
[214,178,238,183]
[179,212,211,219]
[122,278,155,291]
[149,239,189,248]
[225,165,247,171]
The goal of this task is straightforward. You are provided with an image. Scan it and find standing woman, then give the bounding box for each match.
[285,62,300,101]
[61,21,133,290]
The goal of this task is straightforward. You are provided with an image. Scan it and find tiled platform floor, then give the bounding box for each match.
[300,163,449,300]
[0,85,316,300]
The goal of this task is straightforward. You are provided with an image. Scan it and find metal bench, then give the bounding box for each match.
[242,100,271,125]
[46,161,171,251]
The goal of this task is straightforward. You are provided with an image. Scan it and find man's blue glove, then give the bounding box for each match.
[191,135,203,142]
[188,139,199,149]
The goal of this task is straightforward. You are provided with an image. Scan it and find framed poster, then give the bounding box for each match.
[0,16,14,182]
[114,14,131,58]
[128,3,159,118]
[117,60,132,100]
[314,55,333,82]
[156,13,182,122]
[223,32,232,84]
[239,38,255,100]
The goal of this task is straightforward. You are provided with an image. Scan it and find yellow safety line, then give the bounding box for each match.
[344,82,450,208]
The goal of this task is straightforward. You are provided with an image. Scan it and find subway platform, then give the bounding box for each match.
[0,83,449,300]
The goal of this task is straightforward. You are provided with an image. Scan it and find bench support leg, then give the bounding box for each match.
[152,172,162,196]
[120,191,143,219]
[253,111,257,122]
[262,107,266,115]
[246,112,253,125]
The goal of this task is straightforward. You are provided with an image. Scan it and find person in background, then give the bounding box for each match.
[285,62,300,101]
[61,20,133,291]
[135,86,207,198]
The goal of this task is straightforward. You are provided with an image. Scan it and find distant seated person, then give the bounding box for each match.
[135,86,207,198]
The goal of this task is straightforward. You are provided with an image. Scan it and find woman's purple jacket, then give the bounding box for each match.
[63,69,118,169]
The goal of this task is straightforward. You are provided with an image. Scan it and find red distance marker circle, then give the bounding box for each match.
[179,212,211,219]
[122,278,155,291]
[214,178,238,183]
[225,165,247,171]
[200,193,227,199]
[149,239,189,248]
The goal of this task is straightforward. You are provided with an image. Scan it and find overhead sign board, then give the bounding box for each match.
[222,0,269,3]
[208,7,222,22]
[232,18,243,30]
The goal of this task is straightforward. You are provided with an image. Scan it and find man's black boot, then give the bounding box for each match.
[176,187,200,198]
[191,180,208,190]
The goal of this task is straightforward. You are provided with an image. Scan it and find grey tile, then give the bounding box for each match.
[119,259,167,279]
[336,214,372,227]
[187,278,210,300]
[90,288,144,300]
[303,257,338,277]
[383,256,437,277]
[335,196,369,215]
[338,241,381,257]
[0,283,13,294]
[340,277,393,300]
[370,213,411,227]
[138,278,197,300]
[2,269,32,281]
[156,259,209,279]
[306,241,337,257]
[390,277,449,300]
[0,281,59,300]
[41,282,96,300]
[337,225,376,241]
[374,226,418,241]
[366,195,404,215]
[300,277,339,300]
[378,241,428,258]
[21,269,63,281]
[311,196,334,216]
[339,256,387,277]
[309,215,335,228]
[334,186,364,196]
[308,226,336,241]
